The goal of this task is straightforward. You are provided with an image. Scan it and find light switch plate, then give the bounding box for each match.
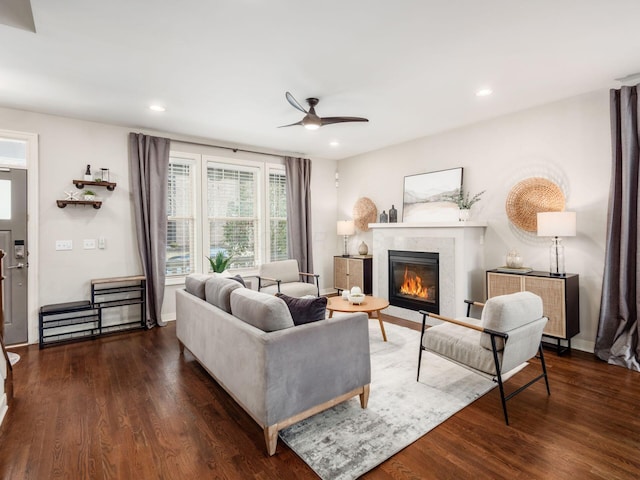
[55,240,72,251]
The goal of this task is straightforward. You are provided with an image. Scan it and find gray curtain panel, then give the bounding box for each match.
[284,157,314,277]
[129,133,171,328]
[595,85,640,371]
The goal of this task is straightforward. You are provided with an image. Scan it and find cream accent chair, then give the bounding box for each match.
[257,259,320,297]
[418,291,550,425]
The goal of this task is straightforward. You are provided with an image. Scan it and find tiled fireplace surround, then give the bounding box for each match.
[370,222,487,322]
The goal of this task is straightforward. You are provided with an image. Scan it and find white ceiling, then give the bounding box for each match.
[1,1,640,160]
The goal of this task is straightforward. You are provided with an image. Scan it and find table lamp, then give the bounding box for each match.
[337,220,355,257]
[537,211,576,276]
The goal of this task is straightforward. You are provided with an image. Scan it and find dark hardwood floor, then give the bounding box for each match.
[1,316,639,479]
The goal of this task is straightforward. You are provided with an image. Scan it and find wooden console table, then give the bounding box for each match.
[486,269,579,354]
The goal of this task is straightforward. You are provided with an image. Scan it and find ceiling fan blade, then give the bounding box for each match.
[277,120,303,128]
[285,92,308,114]
[320,116,369,126]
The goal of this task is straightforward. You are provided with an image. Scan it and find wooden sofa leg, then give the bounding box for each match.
[264,425,278,456]
[178,340,185,354]
[359,384,370,409]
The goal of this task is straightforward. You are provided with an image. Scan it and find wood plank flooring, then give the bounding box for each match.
[1,316,639,479]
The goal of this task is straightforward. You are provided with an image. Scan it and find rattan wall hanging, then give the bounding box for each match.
[505,177,565,232]
[352,197,378,231]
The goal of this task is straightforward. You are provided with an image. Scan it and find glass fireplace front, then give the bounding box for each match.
[388,250,439,313]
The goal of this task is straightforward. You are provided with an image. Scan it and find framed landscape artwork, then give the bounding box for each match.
[402,167,463,222]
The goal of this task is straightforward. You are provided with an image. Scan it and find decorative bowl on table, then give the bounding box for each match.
[348,293,366,304]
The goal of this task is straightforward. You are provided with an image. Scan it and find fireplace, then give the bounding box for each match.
[388,250,439,314]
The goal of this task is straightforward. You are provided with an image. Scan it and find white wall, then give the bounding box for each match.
[0,106,337,342]
[337,90,611,352]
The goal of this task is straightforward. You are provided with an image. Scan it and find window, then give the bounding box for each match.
[268,168,288,262]
[166,155,197,276]
[207,162,259,269]
[0,137,27,168]
[166,152,287,278]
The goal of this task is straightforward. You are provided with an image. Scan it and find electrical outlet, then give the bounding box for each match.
[83,239,96,249]
[55,240,72,251]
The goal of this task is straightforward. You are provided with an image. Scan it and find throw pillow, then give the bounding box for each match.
[275,293,327,326]
[229,274,246,287]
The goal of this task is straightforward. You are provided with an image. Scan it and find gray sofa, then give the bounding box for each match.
[176,274,372,455]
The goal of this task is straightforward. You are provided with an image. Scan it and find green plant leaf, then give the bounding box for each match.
[206,250,234,273]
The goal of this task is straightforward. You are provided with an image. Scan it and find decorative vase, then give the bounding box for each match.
[358,241,369,255]
[458,209,470,221]
[389,205,398,223]
[506,249,523,268]
[379,210,388,223]
[83,194,96,201]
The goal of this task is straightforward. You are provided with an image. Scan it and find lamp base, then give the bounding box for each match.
[549,236,565,276]
[342,235,349,257]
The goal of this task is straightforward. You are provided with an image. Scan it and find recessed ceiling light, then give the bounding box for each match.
[476,88,493,97]
[330,141,340,147]
[149,104,166,112]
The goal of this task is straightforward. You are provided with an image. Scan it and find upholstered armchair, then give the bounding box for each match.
[256,259,320,297]
[418,291,550,425]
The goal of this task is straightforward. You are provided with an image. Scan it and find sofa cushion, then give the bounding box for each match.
[275,293,327,326]
[205,276,244,313]
[185,273,217,300]
[230,288,294,332]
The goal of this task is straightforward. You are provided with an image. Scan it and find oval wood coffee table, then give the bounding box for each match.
[326,295,389,342]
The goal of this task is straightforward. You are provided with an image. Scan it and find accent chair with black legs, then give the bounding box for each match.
[417,291,550,425]
[256,259,320,297]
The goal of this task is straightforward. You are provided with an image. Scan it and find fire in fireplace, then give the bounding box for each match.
[388,250,439,313]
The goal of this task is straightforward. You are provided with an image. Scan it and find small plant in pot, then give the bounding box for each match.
[206,250,234,273]
[444,188,486,221]
[83,190,96,201]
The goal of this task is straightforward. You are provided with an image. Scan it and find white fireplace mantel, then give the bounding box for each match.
[370,222,487,322]
[369,221,487,229]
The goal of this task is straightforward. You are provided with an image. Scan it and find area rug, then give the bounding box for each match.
[279,321,523,480]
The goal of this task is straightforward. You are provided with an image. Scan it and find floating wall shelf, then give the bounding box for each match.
[73,179,117,191]
[57,200,102,209]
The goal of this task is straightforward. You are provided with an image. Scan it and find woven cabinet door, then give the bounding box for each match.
[347,258,364,291]
[334,257,349,291]
[487,272,524,298]
[524,276,566,338]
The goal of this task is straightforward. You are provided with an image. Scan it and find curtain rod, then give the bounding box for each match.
[169,138,290,159]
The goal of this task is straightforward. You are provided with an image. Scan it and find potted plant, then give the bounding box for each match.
[83,190,96,201]
[206,250,234,273]
[445,188,486,221]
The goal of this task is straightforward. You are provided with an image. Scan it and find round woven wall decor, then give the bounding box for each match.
[352,197,378,231]
[505,177,565,232]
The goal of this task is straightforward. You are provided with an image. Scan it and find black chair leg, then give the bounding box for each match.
[495,370,509,426]
[417,311,428,382]
[490,335,509,425]
[538,343,551,395]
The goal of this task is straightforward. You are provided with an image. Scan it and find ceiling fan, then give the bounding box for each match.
[279,91,369,130]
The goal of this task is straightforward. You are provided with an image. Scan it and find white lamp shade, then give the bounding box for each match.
[537,211,576,237]
[337,220,355,236]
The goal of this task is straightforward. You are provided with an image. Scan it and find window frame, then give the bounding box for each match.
[165,151,286,284]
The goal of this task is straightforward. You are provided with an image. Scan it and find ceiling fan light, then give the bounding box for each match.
[302,115,321,130]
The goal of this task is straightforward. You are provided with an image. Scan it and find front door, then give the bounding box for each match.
[0,168,28,345]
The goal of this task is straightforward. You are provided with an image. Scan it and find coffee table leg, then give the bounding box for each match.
[368,310,388,342]
[328,310,334,319]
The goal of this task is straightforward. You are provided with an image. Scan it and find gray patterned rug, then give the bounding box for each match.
[279,321,520,480]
